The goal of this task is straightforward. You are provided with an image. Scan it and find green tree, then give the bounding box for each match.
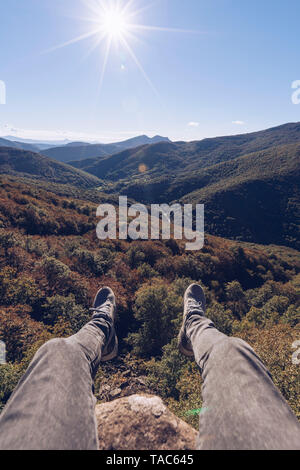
[41,294,89,332]
[147,339,187,399]
[127,282,181,357]
[206,302,234,335]
[225,281,248,318]
[0,363,22,411]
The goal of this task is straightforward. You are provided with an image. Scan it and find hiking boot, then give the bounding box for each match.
[178,284,206,358]
[90,287,118,362]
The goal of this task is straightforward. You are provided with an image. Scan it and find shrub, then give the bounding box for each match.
[0,306,46,361]
[206,302,234,335]
[136,263,158,280]
[0,363,22,411]
[41,294,89,332]
[0,267,41,307]
[127,282,182,358]
[238,325,300,418]
[72,248,115,276]
[147,339,188,399]
[225,281,248,318]
[21,205,59,235]
[126,246,146,269]
[42,257,71,285]
[174,255,203,280]
[282,305,300,327]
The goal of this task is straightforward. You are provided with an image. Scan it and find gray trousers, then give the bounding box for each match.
[0,314,299,450]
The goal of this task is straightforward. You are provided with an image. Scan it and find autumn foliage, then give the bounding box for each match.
[0,177,299,421]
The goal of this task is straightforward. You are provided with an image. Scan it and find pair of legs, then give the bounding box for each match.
[0,285,299,450]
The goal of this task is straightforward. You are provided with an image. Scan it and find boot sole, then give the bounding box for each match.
[178,327,195,358]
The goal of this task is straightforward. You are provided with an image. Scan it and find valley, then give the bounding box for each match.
[0,122,299,424]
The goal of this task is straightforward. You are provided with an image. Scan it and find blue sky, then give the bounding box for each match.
[0,0,300,142]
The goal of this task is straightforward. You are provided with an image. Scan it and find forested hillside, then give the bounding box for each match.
[111,143,300,249]
[1,123,299,249]
[0,147,101,188]
[65,123,300,249]
[71,122,300,180]
[0,176,299,425]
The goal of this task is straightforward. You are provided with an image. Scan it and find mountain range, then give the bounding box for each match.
[91,141,299,249]
[0,122,299,249]
[41,135,171,163]
[0,134,171,158]
[70,122,300,180]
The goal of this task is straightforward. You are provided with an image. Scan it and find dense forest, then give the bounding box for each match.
[2,123,300,250]
[69,122,300,179]
[106,143,300,249]
[0,176,299,426]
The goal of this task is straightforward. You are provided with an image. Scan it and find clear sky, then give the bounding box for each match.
[1,0,300,143]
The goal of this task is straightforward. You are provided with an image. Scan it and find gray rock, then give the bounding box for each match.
[109,388,122,399]
[95,394,197,450]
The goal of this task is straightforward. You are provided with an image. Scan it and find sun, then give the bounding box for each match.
[45,0,202,95]
[101,8,129,39]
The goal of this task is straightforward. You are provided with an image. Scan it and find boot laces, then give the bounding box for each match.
[186,298,203,312]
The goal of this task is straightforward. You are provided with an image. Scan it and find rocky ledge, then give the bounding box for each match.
[96,394,197,451]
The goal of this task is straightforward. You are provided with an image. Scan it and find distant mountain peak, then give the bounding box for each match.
[42,134,172,163]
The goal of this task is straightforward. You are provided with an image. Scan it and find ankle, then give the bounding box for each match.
[185,312,205,333]
[90,314,113,342]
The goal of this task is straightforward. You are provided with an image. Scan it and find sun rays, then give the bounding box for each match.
[44,0,202,96]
